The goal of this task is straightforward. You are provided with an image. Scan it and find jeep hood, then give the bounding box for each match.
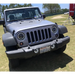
[6,19,55,33]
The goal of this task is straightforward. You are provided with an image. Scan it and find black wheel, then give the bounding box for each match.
[6,46,20,68]
[54,34,66,54]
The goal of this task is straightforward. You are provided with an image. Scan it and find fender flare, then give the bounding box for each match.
[58,25,68,34]
[2,32,17,47]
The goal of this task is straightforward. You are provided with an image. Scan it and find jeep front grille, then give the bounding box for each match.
[26,28,51,45]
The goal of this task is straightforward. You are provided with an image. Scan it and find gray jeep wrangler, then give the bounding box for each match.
[0,7,70,68]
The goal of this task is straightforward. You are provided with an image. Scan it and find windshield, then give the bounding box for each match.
[6,8,42,22]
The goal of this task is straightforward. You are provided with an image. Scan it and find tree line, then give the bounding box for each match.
[43,4,69,15]
[43,4,61,14]
[0,3,32,14]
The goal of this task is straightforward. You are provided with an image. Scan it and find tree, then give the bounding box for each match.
[0,4,2,13]
[49,4,54,13]
[9,1,19,8]
[0,14,1,20]
[24,1,27,7]
[43,4,61,14]
[14,1,19,6]
[10,1,15,8]
[5,5,9,9]
[2,5,6,13]
[24,1,32,7]
[0,4,2,20]
[43,1,54,13]
[15,4,23,8]
[61,8,69,13]
[53,4,61,13]
[0,1,2,13]
[43,1,48,8]
[28,1,32,6]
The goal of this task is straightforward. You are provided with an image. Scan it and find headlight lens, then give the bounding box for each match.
[52,26,58,33]
[17,32,25,40]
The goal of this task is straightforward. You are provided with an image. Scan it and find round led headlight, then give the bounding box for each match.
[17,32,25,40]
[52,26,58,33]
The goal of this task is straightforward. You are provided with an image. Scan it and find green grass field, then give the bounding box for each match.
[0,14,75,71]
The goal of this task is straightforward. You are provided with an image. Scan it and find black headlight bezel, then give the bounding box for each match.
[17,32,25,40]
[52,26,58,33]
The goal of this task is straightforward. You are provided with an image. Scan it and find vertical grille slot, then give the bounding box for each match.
[30,32,34,42]
[48,28,51,38]
[41,29,45,40]
[45,29,48,39]
[34,31,38,41]
[38,30,41,40]
[27,32,31,43]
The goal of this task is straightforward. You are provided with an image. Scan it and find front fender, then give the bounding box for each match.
[2,32,17,47]
[58,25,68,34]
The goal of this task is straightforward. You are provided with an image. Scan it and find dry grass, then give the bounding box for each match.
[0,26,9,71]
[0,14,75,71]
[45,14,75,71]
[52,15,64,19]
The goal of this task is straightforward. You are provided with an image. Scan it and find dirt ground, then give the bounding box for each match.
[52,15,64,19]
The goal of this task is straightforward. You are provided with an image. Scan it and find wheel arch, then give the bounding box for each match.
[58,25,68,34]
[2,32,17,47]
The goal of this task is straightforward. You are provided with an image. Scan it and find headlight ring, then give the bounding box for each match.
[52,26,58,33]
[17,32,25,40]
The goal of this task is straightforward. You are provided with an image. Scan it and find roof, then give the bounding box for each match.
[4,6,39,12]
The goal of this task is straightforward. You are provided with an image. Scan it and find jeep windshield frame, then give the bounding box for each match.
[5,8,42,22]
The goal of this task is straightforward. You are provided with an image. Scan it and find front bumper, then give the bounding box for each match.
[6,36,70,59]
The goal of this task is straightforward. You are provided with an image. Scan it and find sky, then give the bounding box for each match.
[1,3,69,13]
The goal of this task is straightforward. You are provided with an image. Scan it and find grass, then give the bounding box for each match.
[0,14,75,71]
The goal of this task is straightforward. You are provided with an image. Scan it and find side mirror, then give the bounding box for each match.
[42,14,46,19]
[0,20,5,25]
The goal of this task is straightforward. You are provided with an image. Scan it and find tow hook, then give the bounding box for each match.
[34,49,39,53]
[51,44,55,49]
[51,39,58,49]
